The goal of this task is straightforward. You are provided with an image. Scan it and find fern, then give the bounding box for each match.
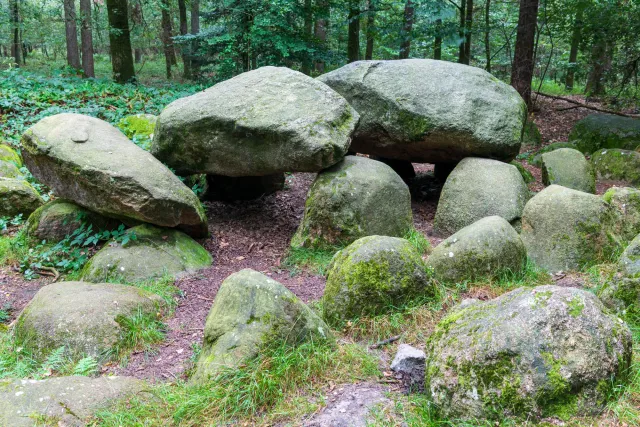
[73,356,99,376]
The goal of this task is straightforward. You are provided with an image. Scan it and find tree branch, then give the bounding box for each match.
[534,92,639,118]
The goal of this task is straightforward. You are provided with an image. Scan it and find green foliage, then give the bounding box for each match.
[404,228,431,255]
[282,244,343,276]
[94,339,380,425]
[0,213,24,232]
[109,309,166,362]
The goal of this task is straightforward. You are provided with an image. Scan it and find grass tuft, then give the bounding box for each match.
[404,228,432,255]
[281,245,343,276]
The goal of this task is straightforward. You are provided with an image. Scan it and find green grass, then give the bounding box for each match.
[404,227,432,255]
[93,339,381,426]
[282,244,344,276]
[109,309,167,362]
[532,78,586,96]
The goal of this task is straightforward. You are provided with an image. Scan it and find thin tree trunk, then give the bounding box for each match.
[80,0,95,77]
[160,0,173,79]
[10,0,21,66]
[458,0,466,63]
[565,7,583,90]
[510,0,540,109]
[178,0,191,78]
[347,2,360,63]
[484,0,491,72]
[63,0,81,69]
[106,0,136,83]
[190,0,200,76]
[365,0,375,60]
[131,1,143,64]
[398,0,415,59]
[586,37,610,97]
[463,0,473,64]
[314,0,328,72]
[301,0,313,75]
[434,19,442,60]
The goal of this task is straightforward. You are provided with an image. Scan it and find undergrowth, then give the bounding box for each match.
[93,339,380,426]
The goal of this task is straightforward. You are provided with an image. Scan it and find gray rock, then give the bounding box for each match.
[0,177,43,218]
[603,186,640,246]
[82,224,212,283]
[291,156,413,249]
[323,236,433,324]
[191,269,331,383]
[14,282,164,360]
[427,216,526,283]
[21,113,208,237]
[152,67,358,176]
[26,199,121,242]
[0,376,145,427]
[592,148,640,186]
[433,158,529,236]
[318,59,526,164]
[426,286,633,421]
[521,185,615,272]
[529,142,577,167]
[570,114,640,154]
[391,344,425,389]
[541,148,596,193]
[618,233,640,278]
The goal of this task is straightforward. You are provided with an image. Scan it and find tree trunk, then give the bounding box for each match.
[586,37,611,97]
[131,1,143,64]
[63,0,81,69]
[160,0,174,79]
[365,0,375,60]
[463,0,473,64]
[347,2,360,63]
[80,0,95,77]
[10,0,21,66]
[434,19,442,60]
[458,0,466,63]
[178,0,191,78]
[565,7,583,90]
[510,0,539,109]
[484,0,491,72]
[398,0,414,59]
[190,0,200,76]
[314,1,328,72]
[106,0,136,83]
[301,0,313,75]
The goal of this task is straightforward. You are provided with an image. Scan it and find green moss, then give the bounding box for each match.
[567,296,585,317]
[0,144,22,167]
[396,110,433,141]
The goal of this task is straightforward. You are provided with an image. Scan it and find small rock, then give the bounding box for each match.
[0,177,44,217]
[541,148,596,193]
[391,344,425,390]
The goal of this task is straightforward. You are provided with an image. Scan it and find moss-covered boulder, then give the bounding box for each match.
[192,269,331,383]
[427,216,526,283]
[291,156,412,249]
[529,142,577,167]
[522,120,542,147]
[0,177,44,217]
[602,186,640,246]
[318,59,526,164]
[541,148,595,193]
[82,224,212,283]
[21,113,208,237]
[521,185,615,272]
[426,286,633,421]
[599,235,640,316]
[591,148,640,186]
[619,234,640,278]
[434,158,529,236]
[0,143,23,167]
[0,376,145,427]
[26,199,121,242]
[14,281,164,360]
[323,236,433,324]
[117,114,157,151]
[570,114,640,154]
[203,173,284,201]
[152,67,358,177]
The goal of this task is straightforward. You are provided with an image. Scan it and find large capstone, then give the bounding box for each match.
[433,158,529,236]
[323,236,433,324]
[569,114,640,154]
[21,113,208,237]
[521,185,615,272]
[0,177,44,217]
[318,59,526,164]
[426,286,633,421]
[82,224,212,283]
[191,269,331,383]
[14,282,164,360]
[26,199,121,242]
[291,156,413,249]
[541,148,596,193]
[0,376,145,427]
[591,148,640,186]
[152,67,359,177]
[427,216,526,283]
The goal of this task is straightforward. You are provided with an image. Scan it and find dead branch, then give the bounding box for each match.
[534,92,639,118]
[369,335,401,349]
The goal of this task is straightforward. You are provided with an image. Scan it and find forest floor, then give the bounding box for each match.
[1,86,639,426]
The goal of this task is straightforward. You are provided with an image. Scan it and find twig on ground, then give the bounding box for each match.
[369,335,401,349]
[535,92,639,118]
